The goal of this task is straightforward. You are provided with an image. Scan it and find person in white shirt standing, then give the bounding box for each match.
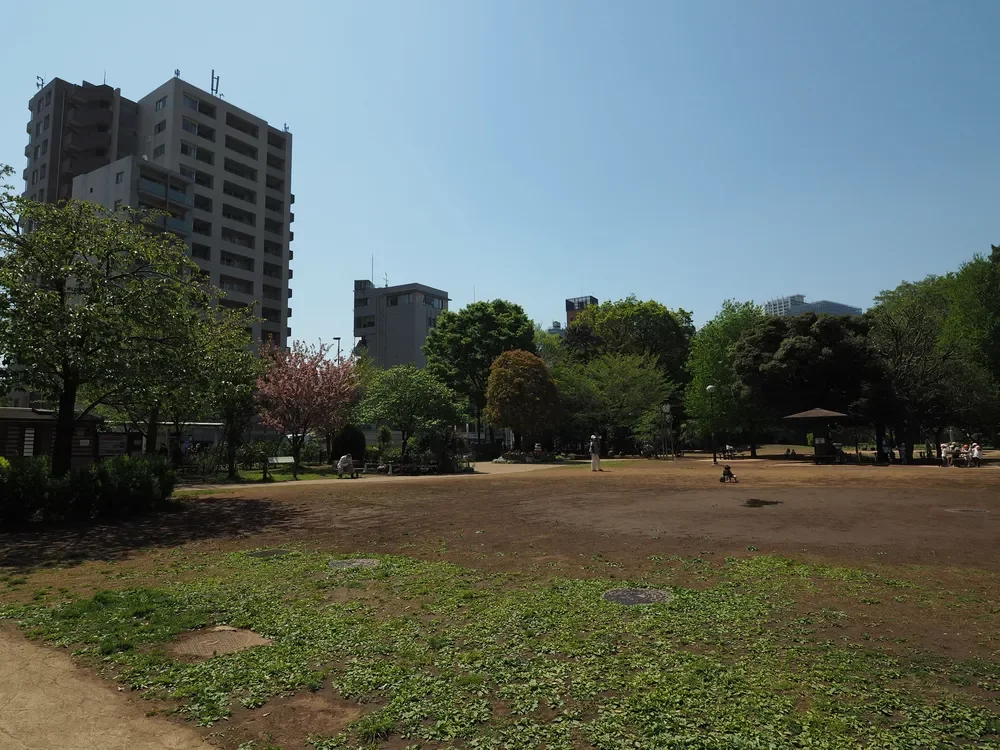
[589,434,602,472]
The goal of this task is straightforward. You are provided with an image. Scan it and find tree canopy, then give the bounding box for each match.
[0,168,243,475]
[423,299,535,421]
[684,300,769,455]
[564,296,694,383]
[484,350,559,446]
[360,365,462,456]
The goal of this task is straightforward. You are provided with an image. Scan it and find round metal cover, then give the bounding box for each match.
[328,558,381,570]
[603,588,672,605]
[246,549,292,558]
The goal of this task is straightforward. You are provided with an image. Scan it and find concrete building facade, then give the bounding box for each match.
[24,78,139,205]
[354,280,448,368]
[27,75,294,347]
[763,294,862,317]
[566,296,598,326]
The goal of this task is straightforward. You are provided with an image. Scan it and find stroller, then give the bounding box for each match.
[719,464,738,483]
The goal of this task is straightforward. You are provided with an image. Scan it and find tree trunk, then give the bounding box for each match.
[326,433,334,465]
[291,437,301,479]
[146,405,160,455]
[748,423,757,458]
[52,383,78,477]
[514,432,522,450]
[475,407,482,444]
[874,422,886,463]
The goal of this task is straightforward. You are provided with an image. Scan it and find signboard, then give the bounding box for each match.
[98,433,128,456]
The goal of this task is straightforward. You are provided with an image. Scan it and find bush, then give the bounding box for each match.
[0,457,52,526]
[300,438,326,465]
[0,456,175,527]
[331,425,366,463]
[364,445,380,465]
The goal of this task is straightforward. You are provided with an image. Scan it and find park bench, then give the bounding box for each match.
[267,456,294,466]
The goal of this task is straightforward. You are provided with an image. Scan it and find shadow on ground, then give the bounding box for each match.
[0,497,300,571]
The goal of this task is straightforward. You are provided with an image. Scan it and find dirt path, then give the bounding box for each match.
[0,626,210,750]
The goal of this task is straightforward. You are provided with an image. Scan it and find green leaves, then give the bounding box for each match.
[484,350,559,441]
[360,365,462,451]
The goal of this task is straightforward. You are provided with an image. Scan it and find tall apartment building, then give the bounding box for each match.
[353,280,448,368]
[25,75,294,346]
[566,295,598,326]
[763,294,862,317]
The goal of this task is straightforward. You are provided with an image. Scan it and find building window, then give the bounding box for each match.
[38,189,44,202]
[355,315,375,329]
[31,170,37,185]
[154,120,166,134]
[43,115,49,131]
[152,144,165,158]
[355,297,369,307]
[191,243,211,260]
[39,164,46,179]
[35,122,41,136]
[115,171,124,184]
[428,316,437,329]
[423,294,443,309]
[179,165,195,180]
[155,96,167,111]
[33,146,39,160]
[183,94,200,112]
[41,140,47,155]
[95,148,107,157]
[45,91,51,106]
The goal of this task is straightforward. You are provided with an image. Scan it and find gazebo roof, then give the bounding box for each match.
[783,408,849,420]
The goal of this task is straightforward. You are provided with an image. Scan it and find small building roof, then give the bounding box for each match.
[0,407,103,422]
[783,408,849,420]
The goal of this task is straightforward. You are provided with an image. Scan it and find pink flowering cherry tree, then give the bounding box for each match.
[256,341,358,479]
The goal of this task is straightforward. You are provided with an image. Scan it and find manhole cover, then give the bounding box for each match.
[328,558,381,570]
[603,588,672,605]
[946,508,990,514]
[744,498,782,508]
[246,549,292,558]
[171,626,271,659]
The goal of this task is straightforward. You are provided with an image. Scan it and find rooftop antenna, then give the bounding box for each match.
[174,68,180,78]
[371,256,374,285]
[36,76,44,90]
[383,273,389,288]
[210,69,220,97]
[103,70,106,85]
[283,123,290,133]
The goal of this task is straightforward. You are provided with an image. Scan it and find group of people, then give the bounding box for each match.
[938,442,983,468]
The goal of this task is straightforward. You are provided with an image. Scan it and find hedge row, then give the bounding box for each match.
[0,456,176,527]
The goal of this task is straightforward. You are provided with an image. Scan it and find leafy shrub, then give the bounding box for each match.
[364,445,380,464]
[0,456,175,527]
[300,437,326,465]
[0,457,52,525]
[331,425,366,463]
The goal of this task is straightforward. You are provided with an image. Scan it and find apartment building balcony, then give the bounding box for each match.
[138,178,167,200]
[168,186,193,206]
[65,106,113,131]
[64,130,111,153]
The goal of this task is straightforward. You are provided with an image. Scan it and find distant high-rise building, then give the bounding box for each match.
[566,296,598,326]
[354,280,449,368]
[26,75,294,347]
[763,294,862,317]
[546,321,564,336]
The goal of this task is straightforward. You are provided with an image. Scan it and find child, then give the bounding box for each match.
[719,464,738,483]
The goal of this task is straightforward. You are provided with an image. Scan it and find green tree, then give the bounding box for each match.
[554,353,671,448]
[732,313,872,419]
[360,366,463,457]
[0,170,229,476]
[423,300,534,440]
[484,350,559,448]
[684,300,768,456]
[564,296,694,383]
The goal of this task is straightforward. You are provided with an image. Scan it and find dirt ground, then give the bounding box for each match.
[1,457,998,748]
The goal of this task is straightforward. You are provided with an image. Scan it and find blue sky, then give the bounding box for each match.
[2,0,997,345]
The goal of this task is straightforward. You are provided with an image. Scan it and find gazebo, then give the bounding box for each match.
[783,408,851,462]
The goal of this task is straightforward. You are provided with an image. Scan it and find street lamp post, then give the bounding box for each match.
[706,385,718,465]
[333,337,342,361]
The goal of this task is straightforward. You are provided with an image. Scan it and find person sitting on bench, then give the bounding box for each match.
[720,464,738,483]
[338,453,359,479]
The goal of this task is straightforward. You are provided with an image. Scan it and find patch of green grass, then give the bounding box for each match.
[3,553,999,748]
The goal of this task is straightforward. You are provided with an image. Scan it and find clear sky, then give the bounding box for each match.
[2,0,997,345]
